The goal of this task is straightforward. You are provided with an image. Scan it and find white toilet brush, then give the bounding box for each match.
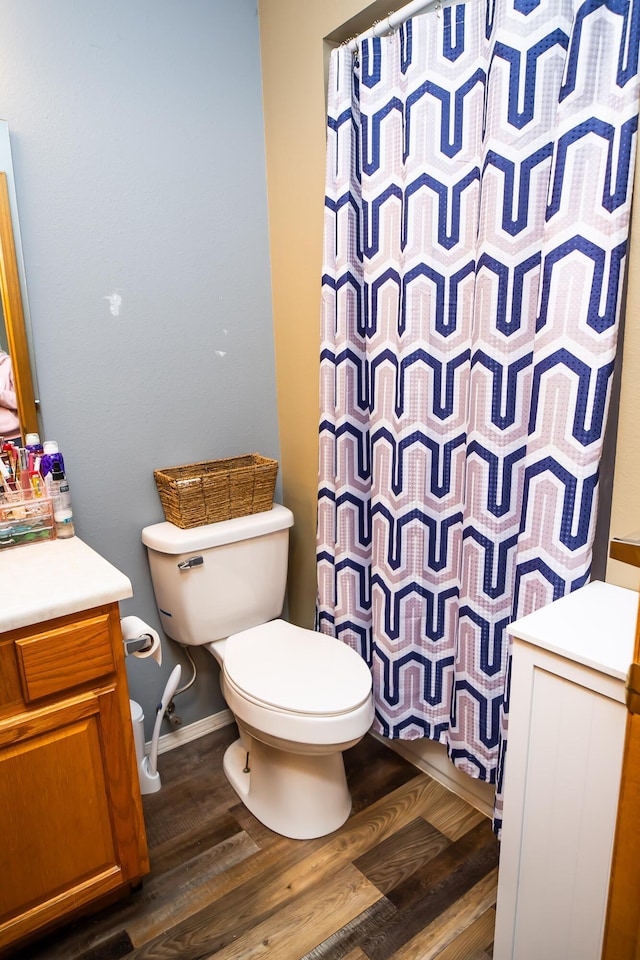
[138,664,182,794]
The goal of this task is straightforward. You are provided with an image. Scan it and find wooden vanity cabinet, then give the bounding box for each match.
[0,601,149,954]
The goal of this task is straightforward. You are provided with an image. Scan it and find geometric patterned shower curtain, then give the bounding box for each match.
[317,0,640,827]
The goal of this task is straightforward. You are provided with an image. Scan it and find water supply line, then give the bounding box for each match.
[165,644,197,726]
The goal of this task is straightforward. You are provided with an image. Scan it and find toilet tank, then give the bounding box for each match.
[141,504,294,646]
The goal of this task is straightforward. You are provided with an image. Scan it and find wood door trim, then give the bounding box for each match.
[601,599,640,958]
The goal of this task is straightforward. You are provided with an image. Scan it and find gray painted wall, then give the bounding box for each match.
[0,0,280,736]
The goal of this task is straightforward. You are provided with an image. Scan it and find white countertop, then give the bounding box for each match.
[507,579,638,680]
[0,536,133,633]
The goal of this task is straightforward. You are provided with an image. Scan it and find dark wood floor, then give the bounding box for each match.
[16,725,499,960]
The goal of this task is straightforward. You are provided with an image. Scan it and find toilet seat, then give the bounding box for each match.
[223,619,372,717]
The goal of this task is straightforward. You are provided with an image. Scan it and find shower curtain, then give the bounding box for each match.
[317,0,640,825]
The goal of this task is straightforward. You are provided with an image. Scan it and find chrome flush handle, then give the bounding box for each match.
[177,556,204,571]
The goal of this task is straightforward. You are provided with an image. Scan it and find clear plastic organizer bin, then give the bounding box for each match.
[0,489,56,549]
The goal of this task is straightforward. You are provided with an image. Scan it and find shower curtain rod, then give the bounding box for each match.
[347,0,445,50]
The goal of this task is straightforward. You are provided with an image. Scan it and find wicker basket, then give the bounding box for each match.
[153,454,278,529]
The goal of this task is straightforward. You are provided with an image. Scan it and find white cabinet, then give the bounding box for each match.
[494,580,637,960]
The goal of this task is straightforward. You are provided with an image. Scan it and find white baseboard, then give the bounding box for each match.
[150,709,234,756]
[374,732,495,819]
[148,711,494,818]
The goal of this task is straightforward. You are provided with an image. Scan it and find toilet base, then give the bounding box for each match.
[223,735,353,840]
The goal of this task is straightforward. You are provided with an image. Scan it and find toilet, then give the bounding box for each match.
[141,504,374,840]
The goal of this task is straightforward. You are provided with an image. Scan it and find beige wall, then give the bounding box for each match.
[258,0,407,626]
[606,142,640,594]
[258,1,640,629]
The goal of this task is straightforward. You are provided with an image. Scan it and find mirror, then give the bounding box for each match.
[0,123,39,439]
[0,173,38,438]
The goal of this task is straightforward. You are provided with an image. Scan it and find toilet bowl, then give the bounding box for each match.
[142,505,374,839]
[210,620,373,838]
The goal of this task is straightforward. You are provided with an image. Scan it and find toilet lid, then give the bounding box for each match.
[223,620,372,717]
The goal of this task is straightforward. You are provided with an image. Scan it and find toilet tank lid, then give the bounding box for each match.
[142,504,293,554]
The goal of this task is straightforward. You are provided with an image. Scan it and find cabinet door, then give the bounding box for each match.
[493,641,626,960]
[0,686,139,948]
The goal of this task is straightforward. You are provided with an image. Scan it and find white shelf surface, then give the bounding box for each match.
[507,579,637,680]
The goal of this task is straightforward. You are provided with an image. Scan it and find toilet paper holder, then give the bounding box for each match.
[123,634,155,656]
[120,616,162,666]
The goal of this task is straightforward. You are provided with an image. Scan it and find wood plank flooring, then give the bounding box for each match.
[14,725,499,960]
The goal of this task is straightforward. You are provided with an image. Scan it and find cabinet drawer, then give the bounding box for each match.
[15,613,116,702]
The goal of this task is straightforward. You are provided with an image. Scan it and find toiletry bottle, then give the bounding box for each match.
[50,462,75,538]
[43,439,60,461]
[42,440,64,496]
[25,432,44,455]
